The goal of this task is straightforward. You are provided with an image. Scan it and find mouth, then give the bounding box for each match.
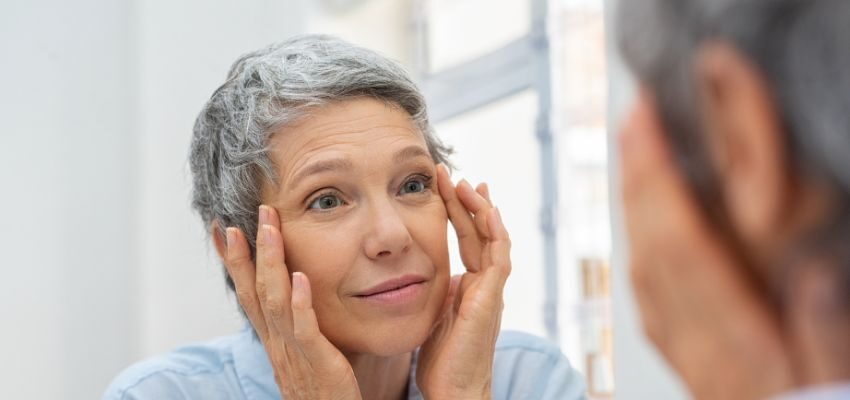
[354,275,428,305]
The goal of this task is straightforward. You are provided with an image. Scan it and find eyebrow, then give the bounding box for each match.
[288,145,433,189]
[393,145,432,164]
[289,158,354,189]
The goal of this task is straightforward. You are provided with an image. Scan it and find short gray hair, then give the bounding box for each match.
[618,0,850,283]
[189,34,452,294]
[621,0,850,192]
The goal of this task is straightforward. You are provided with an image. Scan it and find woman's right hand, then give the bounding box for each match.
[223,205,362,400]
[621,96,794,399]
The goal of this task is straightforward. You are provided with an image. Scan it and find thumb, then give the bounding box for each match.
[290,272,346,371]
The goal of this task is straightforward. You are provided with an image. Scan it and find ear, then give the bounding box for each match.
[695,42,789,250]
[211,220,228,263]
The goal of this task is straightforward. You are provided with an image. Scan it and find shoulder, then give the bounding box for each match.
[495,330,562,354]
[103,333,247,400]
[491,331,587,400]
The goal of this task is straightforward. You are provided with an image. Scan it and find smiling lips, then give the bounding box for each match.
[354,275,427,305]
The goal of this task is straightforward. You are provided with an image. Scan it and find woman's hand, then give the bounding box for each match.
[620,96,794,399]
[223,205,362,400]
[416,164,512,400]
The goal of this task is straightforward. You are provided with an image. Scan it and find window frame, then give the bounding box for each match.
[413,0,562,343]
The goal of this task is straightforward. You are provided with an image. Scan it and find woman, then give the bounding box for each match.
[104,35,585,399]
[618,0,850,399]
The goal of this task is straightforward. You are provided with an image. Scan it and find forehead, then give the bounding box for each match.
[268,98,428,175]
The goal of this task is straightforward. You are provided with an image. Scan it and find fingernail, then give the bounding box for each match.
[259,205,269,224]
[439,163,452,177]
[458,179,472,191]
[226,227,236,249]
[481,182,491,198]
[263,224,273,244]
[494,207,502,224]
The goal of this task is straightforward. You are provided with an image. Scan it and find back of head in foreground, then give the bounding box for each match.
[618,0,850,398]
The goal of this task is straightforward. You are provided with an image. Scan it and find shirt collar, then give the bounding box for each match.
[231,323,425,400]
[771,383,850,400]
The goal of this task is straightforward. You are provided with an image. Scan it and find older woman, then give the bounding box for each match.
[618,0,850,399]
[104,35,585,399]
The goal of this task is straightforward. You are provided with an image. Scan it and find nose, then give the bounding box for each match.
[362,199,413,260]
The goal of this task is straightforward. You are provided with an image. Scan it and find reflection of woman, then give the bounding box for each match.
[105,35,585,399]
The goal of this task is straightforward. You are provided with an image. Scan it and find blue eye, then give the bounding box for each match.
[308,194,343,210]
[399,177,429,195]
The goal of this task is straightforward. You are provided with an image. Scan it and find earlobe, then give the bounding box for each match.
[695,42,788,247]
[211,221,228,262]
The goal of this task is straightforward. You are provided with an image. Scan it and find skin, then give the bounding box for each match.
[212,98,511,399]
[621,42,850,399]
[262,98,451,359]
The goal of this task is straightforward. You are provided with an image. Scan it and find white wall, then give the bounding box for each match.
[0,1,138,399]
[0,1,307,398]
[603,0,688,398]
[134,0,307,359]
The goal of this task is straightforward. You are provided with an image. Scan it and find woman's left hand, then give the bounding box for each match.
[416,164,512,400]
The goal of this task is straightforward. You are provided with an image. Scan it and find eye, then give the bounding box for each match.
[399,175,431,195]
[308,193,343,210]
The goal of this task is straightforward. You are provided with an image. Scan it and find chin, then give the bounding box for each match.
[327,299,443,357]
[346,310,440,357]
[374,320,435,356]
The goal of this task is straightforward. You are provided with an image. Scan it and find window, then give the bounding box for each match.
[418,0,614,397]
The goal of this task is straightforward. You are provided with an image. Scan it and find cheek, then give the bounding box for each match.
[281,223,357,305]
[407,202,450,271]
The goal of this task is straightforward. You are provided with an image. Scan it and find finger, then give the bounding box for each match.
[619,95,709,245]
[629,254,669,346]
[437,164,482,272]
[260,206,289,289]
[290,272,343,370]
[486,208,512,279]
[456,179,493,240]
[474,183,494,273]
[224,227,270,343]
[475,182,492,205]
[471,191,498,270]
[480,242,492,279]
[260,204,282,231]
[619,96,709,342]
[440,274,462,318]
[256,206,294,337]
[457,266,506,331]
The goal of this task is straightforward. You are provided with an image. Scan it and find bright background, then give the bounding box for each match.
[0,0,686,398]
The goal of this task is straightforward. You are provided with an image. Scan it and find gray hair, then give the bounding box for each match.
[189,34,452,295]
[619,0,850,215]
[618,0,850,287]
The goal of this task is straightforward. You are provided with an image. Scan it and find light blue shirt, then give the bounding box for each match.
[773,384,850,400]
[104,328,587,399]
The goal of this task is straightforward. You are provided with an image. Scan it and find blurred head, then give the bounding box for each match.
[189,35,452,355]
[618,0,850,293]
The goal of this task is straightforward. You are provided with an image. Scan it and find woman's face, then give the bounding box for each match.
[262,98,450,356]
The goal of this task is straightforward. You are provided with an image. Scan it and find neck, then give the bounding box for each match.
[345,351,412,400]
